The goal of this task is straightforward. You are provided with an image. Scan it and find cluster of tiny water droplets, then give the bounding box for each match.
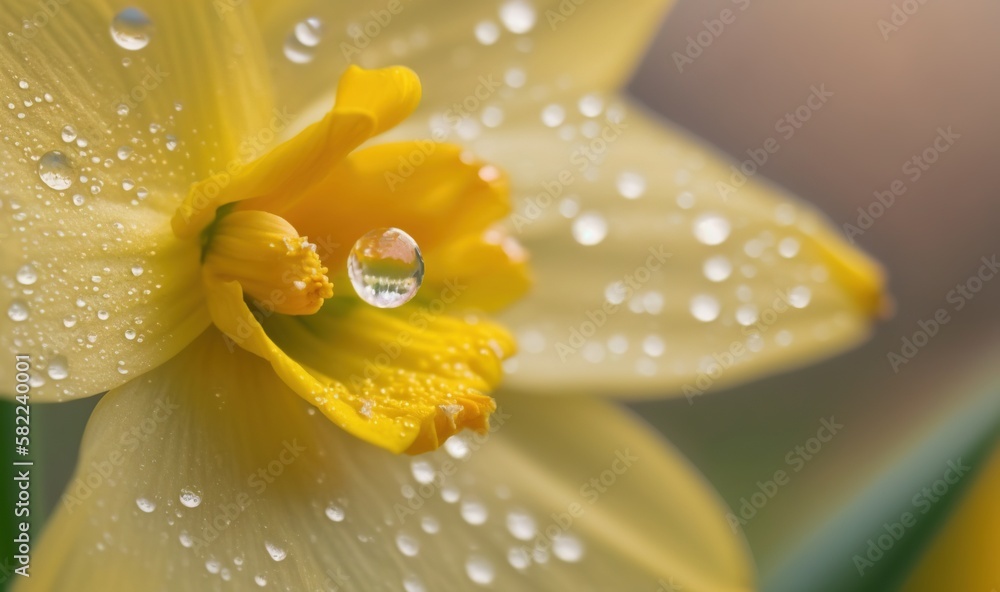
[0,6,204,399]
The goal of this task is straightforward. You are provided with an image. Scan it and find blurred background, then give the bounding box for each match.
[628,1,1000,590]
[7,0,1000,590]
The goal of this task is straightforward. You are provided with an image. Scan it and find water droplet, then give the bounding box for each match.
[474,20,500,45]
[499,0,536,33]
[642,335,665,357]
[38,151,74,190]
[571,212,607,246]
[283,33,315,64]
[444,435,470,459]
[506,509,536,540]
[18,80,28,90]
[47,355,69,380]
[63,315,78,328]
[179,531,194,547]
[254,574,267,587]
[15,264,37,285]
[325,505,345,522]
[116,103,130,116]
[465,555,495,585]
[205,559,221,574]
[264,541,286,562]
[72,194,86,206]
[778,237,800,258]
[294,17,323,47]
[578,94,604,117]
[508,547,531,569]
[616,171,646,199]
[480,105,504,128]
[694,213,731,245]
[124,329,136,340]
[110,8,153,51]
[395,533,420,557]
[703,255,733,282]
[179,487,201,508]
[121,178,135,191]
[135,497,156,513]
[117,145,133,160]
[504,67,526,88]
[7,300,29,322]
[541,104,565,127]
[348,227,424,308]
[552,534,584,562]
[788,286,812,309]
[690,294,721,322]
[61,125,77,143]
[736,304,758,326]
[165,135,178,151]
[460,500,488,525]
[403,574,426,592]
[131,265,144,277]
[420,516,440,534]
[410,460,436,485]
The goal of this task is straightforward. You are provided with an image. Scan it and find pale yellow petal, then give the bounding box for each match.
[461,99,887,397]
[251,0,673,119]
[0,1,273,400]
[23,327,752,591]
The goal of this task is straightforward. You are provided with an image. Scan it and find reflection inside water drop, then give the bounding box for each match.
[348,227,424,308]
[110,7,153,51]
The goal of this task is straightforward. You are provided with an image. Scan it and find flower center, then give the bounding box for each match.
[202,210,333,316]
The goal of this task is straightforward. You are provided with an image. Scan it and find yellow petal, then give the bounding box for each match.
[172,65,421,238]
[462,99,887,397]
[203,274,508,454]
[900,439,1000,590]
[271,141,529,313]
[251,0,673,120]
[0,1,273,400]
[22,327,752,591]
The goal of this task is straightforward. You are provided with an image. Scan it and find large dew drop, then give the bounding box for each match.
[110,8,152,51]
[38,151,74,190]
[348,228,424,308]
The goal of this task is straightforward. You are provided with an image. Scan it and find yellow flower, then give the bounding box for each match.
[0,1,886,590]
